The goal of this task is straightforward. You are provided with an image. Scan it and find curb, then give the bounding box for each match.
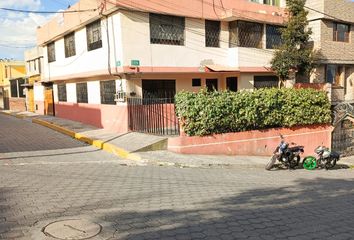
[0,111,25,119]
[31,118,142,161]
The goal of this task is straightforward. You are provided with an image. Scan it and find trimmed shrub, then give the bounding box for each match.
[175,88,331,136]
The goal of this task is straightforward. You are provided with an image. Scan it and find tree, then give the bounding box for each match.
[271,0,314,86]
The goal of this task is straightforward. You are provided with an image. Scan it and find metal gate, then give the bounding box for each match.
[332,103,354,156]
[127,97,180,136]
[332,119,354,156]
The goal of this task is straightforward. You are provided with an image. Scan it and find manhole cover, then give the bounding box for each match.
[43,219,102,240]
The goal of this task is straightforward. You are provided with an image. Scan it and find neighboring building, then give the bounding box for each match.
[24,47,50,114]
[0,60,26,111]
[37,0,287,133]
[306,0,354,105]
[302,0,354,155]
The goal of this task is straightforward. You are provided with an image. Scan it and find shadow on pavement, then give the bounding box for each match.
[96,177,354,239]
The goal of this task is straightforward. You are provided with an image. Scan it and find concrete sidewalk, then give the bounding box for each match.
[2,110,354,169]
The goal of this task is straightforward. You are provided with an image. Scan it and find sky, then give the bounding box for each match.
[0,0,78,60]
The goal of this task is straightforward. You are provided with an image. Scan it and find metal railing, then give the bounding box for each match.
[127,97,180,136]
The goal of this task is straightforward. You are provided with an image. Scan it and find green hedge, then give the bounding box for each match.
[175,88,331,136]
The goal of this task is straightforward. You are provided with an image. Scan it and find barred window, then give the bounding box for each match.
[250,0,280,6]
[237,21,263,48]
[254,76,279,89]
[64,32,76,58]
[47,42,56,63]
[58,84,67,102]
[76,82,88,103]
[150,13,185,45]
[333,22,350,42]
[86,20,102,51]
[100,80,116,105]
[18,79,25,98]
[10,80,18,98]
[266,25,283,49]
[229,21,238,47]
[205,20,220,47]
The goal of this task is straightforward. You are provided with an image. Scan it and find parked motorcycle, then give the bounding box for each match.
[265,137,304,170]
[302,146,340,170]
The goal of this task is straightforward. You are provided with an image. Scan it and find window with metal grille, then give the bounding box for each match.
[76,82,88,103]
[229,21,238,47]
[206,79,218,91]
[86,20,102,51]
[64,32,76,58]
[237,21,263,48]
[205,20,220,47]
[47,42,56,63]
[100,80,116,105]
[254,76,279,89]
[333,22,350,42]
[266,25,283,49]
[10,80,18,97]
[142,80,176,99]
[58,84,67,102]
[250,0,280,6]
[150,13,185,45]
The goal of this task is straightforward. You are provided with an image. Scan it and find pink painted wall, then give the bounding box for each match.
[55,102,128,133]
[35,101,45,115]
[169,124,333,156]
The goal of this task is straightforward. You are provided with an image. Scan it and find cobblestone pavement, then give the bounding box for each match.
[1,114,354,239]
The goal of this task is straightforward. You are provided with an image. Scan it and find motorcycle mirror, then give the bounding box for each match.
[291,142,296,145]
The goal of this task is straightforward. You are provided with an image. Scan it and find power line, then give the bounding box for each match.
[0,44,35,49]
[0,7,97,14]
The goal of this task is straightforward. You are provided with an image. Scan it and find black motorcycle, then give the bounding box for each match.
[265,137,304,170]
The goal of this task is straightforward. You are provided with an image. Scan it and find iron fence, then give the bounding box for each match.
[127,97,180,136]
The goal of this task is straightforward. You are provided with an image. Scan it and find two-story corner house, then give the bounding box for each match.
[0,60,26,111]
[24,47,45,113]
[37,0,287,133]
[306,0,354,105]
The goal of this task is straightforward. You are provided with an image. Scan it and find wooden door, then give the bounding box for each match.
[44,88,54,116]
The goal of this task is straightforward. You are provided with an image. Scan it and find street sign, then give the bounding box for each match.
[131,60,140,66]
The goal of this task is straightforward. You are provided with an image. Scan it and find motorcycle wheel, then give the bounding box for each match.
[303,156,317,170]
[325,157,338,170]
[265,155,277,170]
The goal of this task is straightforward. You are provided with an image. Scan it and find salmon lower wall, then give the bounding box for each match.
[55,102,129,133]
[168,124,333,156]
[35,101,45,115]
[9,98,26,111]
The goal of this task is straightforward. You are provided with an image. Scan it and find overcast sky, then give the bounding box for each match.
[0,0,78,60]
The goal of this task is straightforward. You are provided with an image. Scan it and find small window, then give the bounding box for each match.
[266,25,283,49]
[58,84,67,102]
[326,65,344,86]
[226,77,238,92]
[100,80,116,105]
[150,13,185,46]
[65,32,76,58]
[254,76,279,89]
[10,80,18,98]
[47,42,56,63]
[76,82,88,103]
[205,20,220,47]
[333,22,350,42]
[192,78,201,87]
[86,20,102,51]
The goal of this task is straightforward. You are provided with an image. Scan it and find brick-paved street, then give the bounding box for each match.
[1,114,354,239]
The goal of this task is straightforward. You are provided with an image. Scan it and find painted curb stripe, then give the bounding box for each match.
[31,118,141,161]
